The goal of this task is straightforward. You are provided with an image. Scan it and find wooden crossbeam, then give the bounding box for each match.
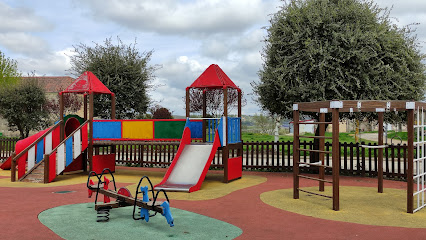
[297,161,331,168]
[297,175,333,183]
[298,148,332,154]
[298,188,332,199]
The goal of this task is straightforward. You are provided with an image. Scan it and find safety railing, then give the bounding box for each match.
[227,117,241,144]
[11,120,62,182]
[43,120,89,183]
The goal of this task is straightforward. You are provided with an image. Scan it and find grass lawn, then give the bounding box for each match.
[242,132,377,144]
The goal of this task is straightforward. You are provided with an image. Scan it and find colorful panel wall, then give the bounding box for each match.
[93,121,121,139]
[122,121,154,139]
[93,119,202,141]
[154,121,186,139]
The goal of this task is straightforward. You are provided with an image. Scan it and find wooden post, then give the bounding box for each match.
[10,153,16,182]
[43,154,49,184]
[319,113,325,191]
[59,93,64,141]
[378,112,384,193]
[84,94,88,120]
[111,93,116,120]
[293,108,300,199]
[88,92,94,172]
[407,108,414,213]
[332,107,340,211]
[202,90,207,142]
[186,88,190,118]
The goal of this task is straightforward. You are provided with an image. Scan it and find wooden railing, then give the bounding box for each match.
[43,120,89,183]
[0,137,18,162]
[93,140,410,180]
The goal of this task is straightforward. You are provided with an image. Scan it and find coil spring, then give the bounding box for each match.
[97,208,110,222]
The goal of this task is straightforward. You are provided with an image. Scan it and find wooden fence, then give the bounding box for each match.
[0,138,410,180]
[0,138,18,162]
[94,140,410,180]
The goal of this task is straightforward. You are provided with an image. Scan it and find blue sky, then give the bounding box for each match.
[0,0,425,116]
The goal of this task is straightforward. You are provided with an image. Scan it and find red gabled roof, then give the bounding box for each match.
[61,71,113,95]
[188,64,240,90]
[21,76,75,93]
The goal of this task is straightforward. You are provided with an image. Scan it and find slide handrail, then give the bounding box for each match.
[49,120,89,154]
[12,120,62,162]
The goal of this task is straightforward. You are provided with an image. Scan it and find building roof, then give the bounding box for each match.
[21,76,75,93]
[187,64,240,90]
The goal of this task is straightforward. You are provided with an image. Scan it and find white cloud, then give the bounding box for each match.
[0,2,53,33]
[79,0,278,36]
[17,48,74,76]
[0,33,49,56]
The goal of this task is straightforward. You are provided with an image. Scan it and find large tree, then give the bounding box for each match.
[0,51,20,89]
[254,0,426,120]
[0,79,49,139]
[69,37,157,119]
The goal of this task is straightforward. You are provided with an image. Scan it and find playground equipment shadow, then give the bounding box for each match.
[1,166,426,239]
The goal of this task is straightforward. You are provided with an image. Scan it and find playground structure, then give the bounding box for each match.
[5,64,242,192]
[293,100,426,213]
[87,168,174,226]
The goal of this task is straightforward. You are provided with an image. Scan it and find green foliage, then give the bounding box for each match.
[252,113,275,134]
[0,51,20,89]
[152,107,173,119]
[69,37,157,119]
[255,0,426,120]
[0,79,48,139]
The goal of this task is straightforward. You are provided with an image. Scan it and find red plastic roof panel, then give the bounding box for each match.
[188,64,240,90]
[61,71,112,95]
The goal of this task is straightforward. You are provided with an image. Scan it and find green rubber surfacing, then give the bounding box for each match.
[39,203,242,240]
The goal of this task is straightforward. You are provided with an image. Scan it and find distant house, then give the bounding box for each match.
[0,76,82,137]
[22,76,75,99]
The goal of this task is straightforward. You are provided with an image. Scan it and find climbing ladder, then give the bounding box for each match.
[413,106,426,213]
[293,102,341,211]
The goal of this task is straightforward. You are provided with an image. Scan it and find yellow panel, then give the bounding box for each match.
[122,121,153,139]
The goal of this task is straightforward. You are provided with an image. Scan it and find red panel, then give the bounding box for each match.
[49,152,56,182]
[52,126,61,149]
[227,156,243,181]
[82,123,88,151]
[64,155,83,172]
[92,154,116,174]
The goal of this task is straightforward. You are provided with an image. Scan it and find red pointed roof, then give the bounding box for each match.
[188,64,240,90]
[61,71,113,95]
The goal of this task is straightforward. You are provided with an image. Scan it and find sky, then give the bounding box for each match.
[0,0,425,116]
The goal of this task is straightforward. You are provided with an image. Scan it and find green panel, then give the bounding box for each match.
[154,121,186,139]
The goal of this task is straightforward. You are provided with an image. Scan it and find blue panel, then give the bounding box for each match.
[217,118,224,146]
[93,121,122,139]
[228,117,241,144]
[188,121,203,139]
[66,137,73,166]
[36,139,44,163]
